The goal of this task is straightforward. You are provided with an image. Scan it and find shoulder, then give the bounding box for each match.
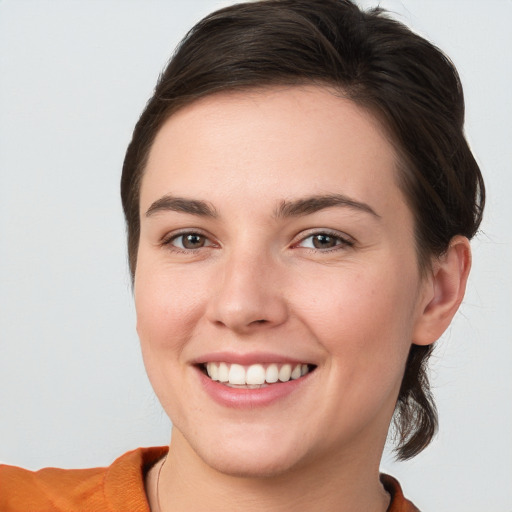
[381,474,421,512]
[0,446,168,512]
[0,463,107,511]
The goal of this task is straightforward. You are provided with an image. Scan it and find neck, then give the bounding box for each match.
[149,430,390,512]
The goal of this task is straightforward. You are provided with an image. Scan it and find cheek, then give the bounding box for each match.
[135,257,205,337]
[293,265,418,366]
[133,261,209,414]
[133,261,210,391]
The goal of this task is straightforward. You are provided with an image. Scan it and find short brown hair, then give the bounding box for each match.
[121,0,485,460]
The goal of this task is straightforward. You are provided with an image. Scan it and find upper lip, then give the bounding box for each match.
[191,351,315,366]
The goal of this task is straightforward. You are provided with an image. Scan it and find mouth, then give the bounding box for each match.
[199,362,316,389]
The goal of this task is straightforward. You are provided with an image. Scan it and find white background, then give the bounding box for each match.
[0,1,511,510]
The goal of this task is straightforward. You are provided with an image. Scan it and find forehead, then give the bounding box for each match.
[140,85,404,215]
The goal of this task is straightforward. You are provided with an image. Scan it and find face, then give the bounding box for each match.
[135,86,432,477]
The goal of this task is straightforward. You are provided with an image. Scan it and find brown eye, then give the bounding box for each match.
[311,234,337,249]
[297,231,353,251]
[183,233,205,249]
[169,232,210,250]
[181,233,206,249]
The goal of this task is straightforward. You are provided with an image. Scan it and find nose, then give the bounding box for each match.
[206,249,289,334]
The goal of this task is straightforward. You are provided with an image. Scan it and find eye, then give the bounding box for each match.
[164,232,214,250]
[296,231,353,251]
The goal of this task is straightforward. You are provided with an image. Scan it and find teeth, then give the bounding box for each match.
[266,364,279,383]
[204,362,311,385]
[246,364,266,385]
[291,364,302,380]
[278,364,291,382]
[228,364,246,385]
[218,362,229,383]
[206,362,219,381]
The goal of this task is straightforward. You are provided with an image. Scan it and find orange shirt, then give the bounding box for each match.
[0,447,418,511]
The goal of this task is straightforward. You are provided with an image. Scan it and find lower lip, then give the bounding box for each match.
[196,367,312,409]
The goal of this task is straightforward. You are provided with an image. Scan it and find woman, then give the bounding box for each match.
[0,0,485,510]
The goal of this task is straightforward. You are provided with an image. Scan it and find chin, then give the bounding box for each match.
[182,427,311,479]
[200,450,302,479]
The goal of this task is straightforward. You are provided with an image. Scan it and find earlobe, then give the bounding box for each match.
[413,236,472,346]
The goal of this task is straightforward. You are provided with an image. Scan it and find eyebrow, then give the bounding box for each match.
[145,195,218,218]
[145,193,379,220]
[274,194,380,219]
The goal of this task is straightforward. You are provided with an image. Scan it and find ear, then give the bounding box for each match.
[413,236,472,346]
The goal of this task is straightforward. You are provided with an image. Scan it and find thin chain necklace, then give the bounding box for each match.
[155,455,167,512]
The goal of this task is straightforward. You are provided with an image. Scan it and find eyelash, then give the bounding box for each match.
[161,230,217,253]
[293,230,354,253]
[160,229,354,254]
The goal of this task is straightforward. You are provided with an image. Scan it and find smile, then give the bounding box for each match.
[202,362,314,387]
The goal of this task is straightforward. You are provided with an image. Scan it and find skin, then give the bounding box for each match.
[135,86,471,511]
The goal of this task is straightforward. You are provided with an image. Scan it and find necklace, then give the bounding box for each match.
[155,455,167,512]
